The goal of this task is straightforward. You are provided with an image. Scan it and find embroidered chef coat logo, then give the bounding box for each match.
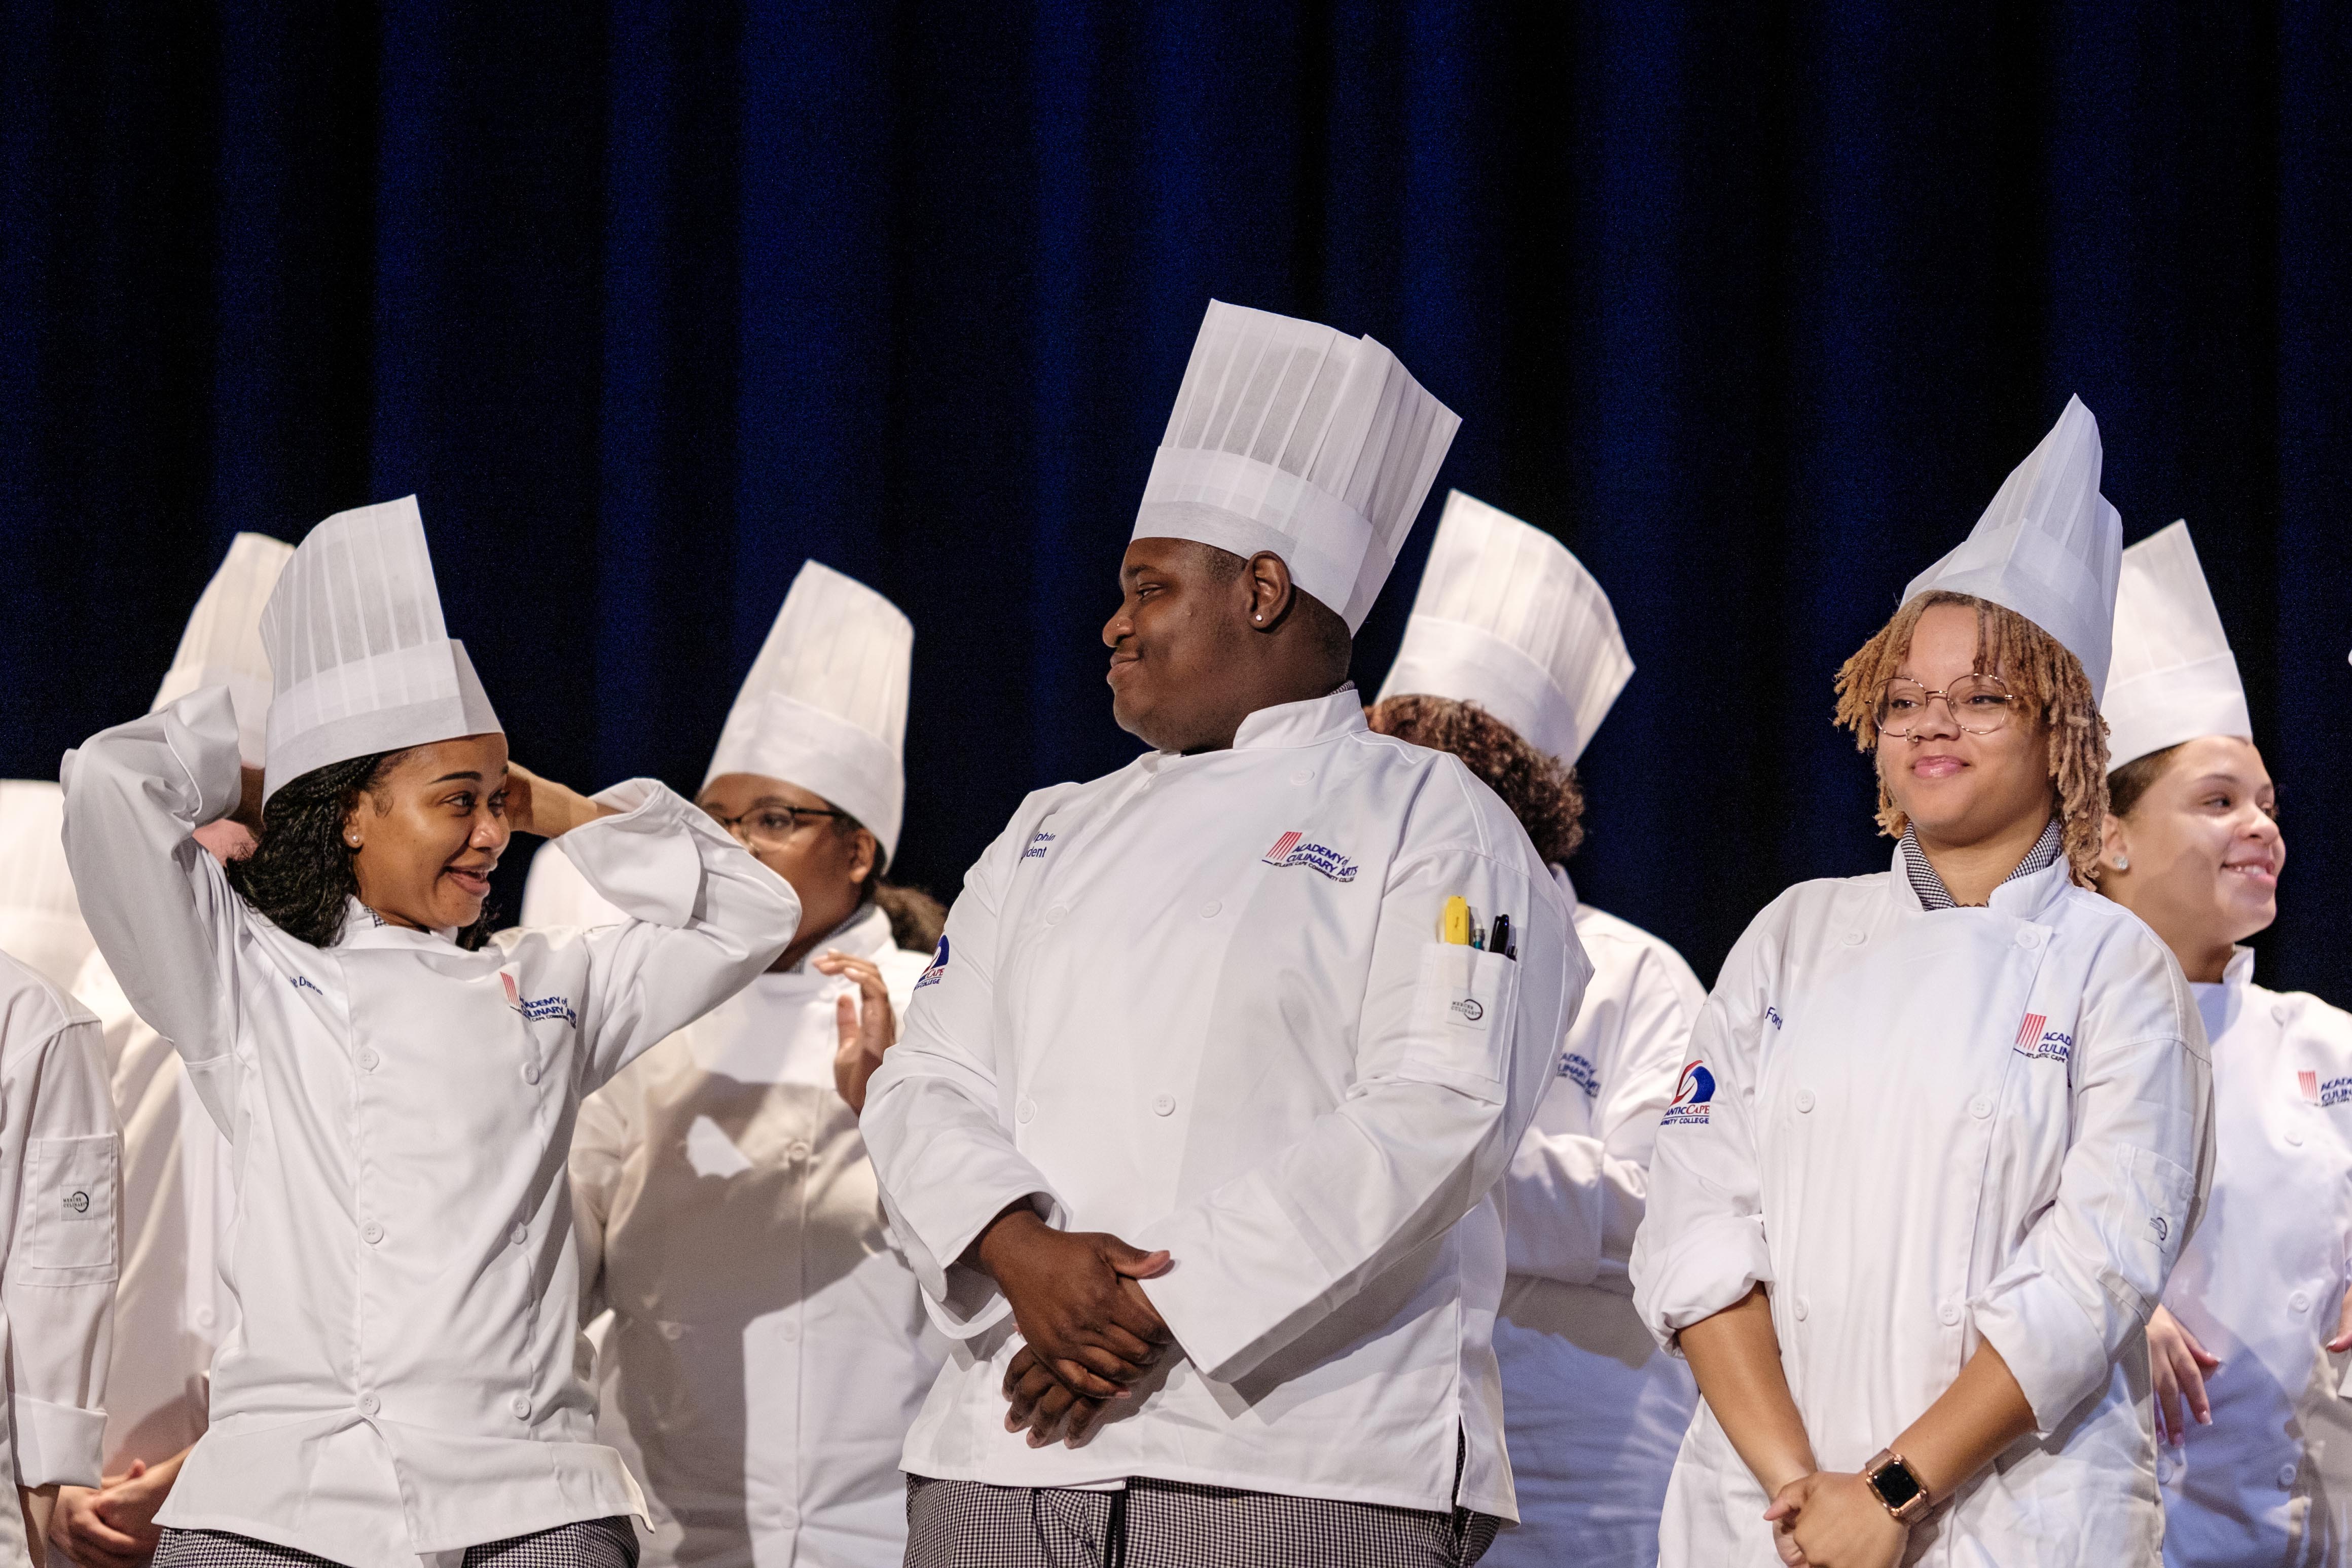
[1662,1061,1715,1126]
[1023,832,1056,862]
[501,972,577,1027]
[1450,997,1486,1023]
[288,975,324,996]
[1260,830,1358,883]
[2009,1012,2072,1064]
[63,1189,90,1216]
[1765,1005,1784,1031]
[2298,1069,2352,1107]
[915,935,950,990]
[2148,1215,2170,1244]
[1560,1051,1601,1097]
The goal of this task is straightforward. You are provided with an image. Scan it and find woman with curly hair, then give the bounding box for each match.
[59,498,799,1568]
[1370,491,1703,1568]
[1632,400,2213,1567]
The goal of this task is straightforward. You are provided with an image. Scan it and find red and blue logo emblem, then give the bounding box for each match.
[1261,830,1359,883]
[915,935,950,990]
[1662,1060,1715,1125]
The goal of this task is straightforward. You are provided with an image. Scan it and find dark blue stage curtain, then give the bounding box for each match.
[3,3,2345,994]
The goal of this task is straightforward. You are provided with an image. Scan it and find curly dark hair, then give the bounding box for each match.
[1368,694,1587,864]
[226,749,498,950]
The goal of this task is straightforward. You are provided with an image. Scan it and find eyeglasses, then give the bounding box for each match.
[1873,675,2020,737]
[704,803,852,851]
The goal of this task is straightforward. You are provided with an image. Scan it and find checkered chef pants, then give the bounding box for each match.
[152,1516,639,1568]
[904,1475,1501,1568]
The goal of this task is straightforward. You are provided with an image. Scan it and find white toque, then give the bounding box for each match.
[1902,395,2124,700]
[154,531,296,770]
[1133,300,1461,633]
[2102,520,2252,772]
[704,561,913,863]
[259,496,502,802]
[1377,491,1633,764]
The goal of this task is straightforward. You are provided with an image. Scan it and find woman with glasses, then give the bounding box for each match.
[1633,400,2212,1568]
[561,561,949,1568]
[2090,524,2352,1566]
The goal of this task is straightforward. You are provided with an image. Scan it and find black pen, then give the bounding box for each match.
[1490,913,1513,961]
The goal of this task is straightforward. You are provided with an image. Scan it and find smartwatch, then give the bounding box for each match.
[1863,1448,1932,1525]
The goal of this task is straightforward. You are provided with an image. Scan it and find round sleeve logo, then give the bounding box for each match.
[1662,1061,1715,1125]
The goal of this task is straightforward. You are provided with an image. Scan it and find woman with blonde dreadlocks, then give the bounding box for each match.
[1632,399,2213,1568]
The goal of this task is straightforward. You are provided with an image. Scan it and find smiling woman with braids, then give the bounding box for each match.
[1633,402,2212,1568]
[60,498,798,1568]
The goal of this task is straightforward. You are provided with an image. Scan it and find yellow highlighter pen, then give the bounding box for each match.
[1441,896,1472,945]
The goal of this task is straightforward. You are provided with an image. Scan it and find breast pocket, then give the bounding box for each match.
[24,1135,120,1276]
[1400,945,1520,1104]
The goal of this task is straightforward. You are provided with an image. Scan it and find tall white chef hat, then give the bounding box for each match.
[1375,491,1633,764]
[1133,300,1461,633]
[259,496,501,803]
[704,560,913,863]
[518,842,627,930]
[1901,395,2124,701]
[153,531,296,769]
[2101,520,2252,773]
[0,780,95,989]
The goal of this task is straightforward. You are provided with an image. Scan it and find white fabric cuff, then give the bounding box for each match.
[914,1189,1069,1341]
[1632,1216,1772,1357]
[1971,1278,2110,1435]
[557,780,708,928]
[12,1395,104,1488]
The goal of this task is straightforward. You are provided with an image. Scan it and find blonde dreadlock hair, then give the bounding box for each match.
[1832,591,2110,887]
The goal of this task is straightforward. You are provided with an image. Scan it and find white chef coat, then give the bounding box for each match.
[71,947,237,1472]
[572,901,946,1568]
[0,949,118,1494]
[58,686,801,1567]
[1632,845,2213,1566]
[1486,868,1702,1568]
[2156,947,2352,1567]
[862,687,1587,1520]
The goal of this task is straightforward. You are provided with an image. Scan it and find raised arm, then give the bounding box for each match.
[1133,840,1584,1384]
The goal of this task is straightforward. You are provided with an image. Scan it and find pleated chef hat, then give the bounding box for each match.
[704,561,912,863]
[2101,520,2251,772]
[154,531,296,769]
[0,780,95,989]
[1901,395,2124,701]
[260,496,501,802]
[1376,491,1633,764]
[1133,300,1461,633]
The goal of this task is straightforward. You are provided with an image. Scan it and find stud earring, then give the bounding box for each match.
[2114,855,2129,871]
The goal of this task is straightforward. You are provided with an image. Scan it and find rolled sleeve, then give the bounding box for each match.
[13,1396,105,1489]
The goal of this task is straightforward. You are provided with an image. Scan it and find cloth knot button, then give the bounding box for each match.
[195,1306,215,1330]
[359,1393,380,1416]
[521,1062,541,1085]
[787,1140,812,1161]
[1015,1098,1036,1124]
[356,1048,379,1071]
[1939,1301,1963,1326]
[780,1321,801,1342]
[510,1223,527,1246]
[510,1394,531,1418]
[2015,928,2044,950]
[1794,1089,1816,1114]
[1199,900,1221,919]
[2288,1127,2306,1147]
[361,1220,384,1245]
[1841,931,1864,946]
[2292,1290,2313,1314]
[777,1506,801,1529]
[1044,904,1067,926]
[1151,1092,1176,1117]
[1969,1097,1993,1119]
[2281,1463,2300,1488]
[1792,1297,1809,1321]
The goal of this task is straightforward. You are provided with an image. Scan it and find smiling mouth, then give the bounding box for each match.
[2223,863,2278,885]
[444,865,494,895]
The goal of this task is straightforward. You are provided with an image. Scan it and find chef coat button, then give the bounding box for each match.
[660,1322,684,1341]
[2288,1127,2306,1147]
[1044,904,1068,926]
[1969,1097,1993,1119]
[2274,1003,2292,1025]
[195,1306,215,1330]
[362,1220,385,1245]
[781,1320,801,1342]
[359,1393,380,1416]
[2282,1463,2301,1488]
[2015,928,2044,950]
[510,1222,527,1246]
[1841,931,1864,947]
[1199,900,1221,919]
[2292,1290,2313,1314]
[1794,1089,1816,1114]
[1016,1098,1036,1124]
[1151,1092,1176,1117]
[1793,1297,1809,1321]
[777,1505,801,1529]
[356,1048,379,1071]
[510,1394,531,1419]
[787,1140,812,1162]
[1939,1301,1963,1327]
[522,1062,541,1085]
[1289,770,1313,785]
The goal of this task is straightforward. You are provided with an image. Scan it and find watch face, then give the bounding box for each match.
[1870,1460,1924,1510]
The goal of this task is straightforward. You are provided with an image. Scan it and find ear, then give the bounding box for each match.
[848,827,879,888]
[341,795,367,852]
[2100,810,2130,875]
[1244,552,1296,632]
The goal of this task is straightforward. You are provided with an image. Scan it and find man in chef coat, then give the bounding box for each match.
[560,561,949,1568]
[48,532,287,1568]
[862,300,1587,1567]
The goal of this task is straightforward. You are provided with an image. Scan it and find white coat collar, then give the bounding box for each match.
[2217,944,2257,988]
[1885,844,2071,922]
[774,900,894,979]
[1548,863,1584,920]
[338,896,461,951]
[1224,684,1367,752]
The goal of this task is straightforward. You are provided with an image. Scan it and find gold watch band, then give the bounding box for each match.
[1863,1447,1933,1525]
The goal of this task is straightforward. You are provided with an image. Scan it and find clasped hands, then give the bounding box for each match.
[1758,1468,1909,1568]
[971,1205,1173,1448]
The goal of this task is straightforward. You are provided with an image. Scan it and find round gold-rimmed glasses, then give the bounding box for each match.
[1873,675,2019,737]
[704,803,852,852]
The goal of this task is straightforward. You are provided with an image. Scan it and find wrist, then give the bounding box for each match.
[1862,1448,1932,1525]
[971,1203,1047,1282]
